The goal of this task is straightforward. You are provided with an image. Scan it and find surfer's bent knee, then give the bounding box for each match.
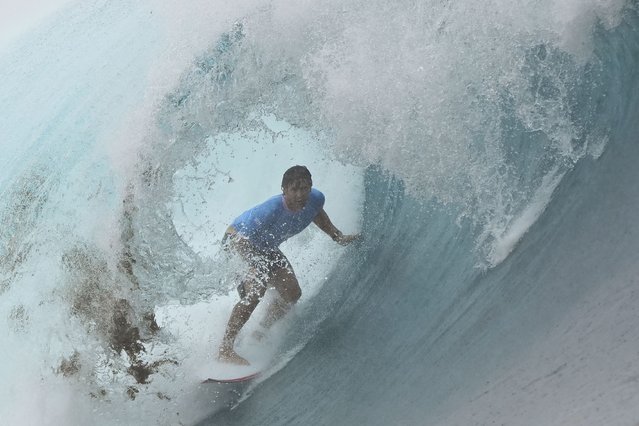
[237,280,266,306]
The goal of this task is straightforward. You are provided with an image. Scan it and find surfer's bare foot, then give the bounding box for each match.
[217,347,250,365]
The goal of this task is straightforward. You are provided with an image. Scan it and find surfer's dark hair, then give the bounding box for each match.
[281,165,312,188]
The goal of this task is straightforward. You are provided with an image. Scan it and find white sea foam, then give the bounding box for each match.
[483,167,565,267]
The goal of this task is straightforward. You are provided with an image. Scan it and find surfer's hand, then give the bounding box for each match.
[334,232,361,246]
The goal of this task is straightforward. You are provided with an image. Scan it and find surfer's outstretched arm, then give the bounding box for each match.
[313,208,360,245]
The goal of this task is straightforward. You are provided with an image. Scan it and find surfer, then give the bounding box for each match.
[218,165,359,365]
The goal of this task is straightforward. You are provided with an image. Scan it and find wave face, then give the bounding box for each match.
[1,0,639,425]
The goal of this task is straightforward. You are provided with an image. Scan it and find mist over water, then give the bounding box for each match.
[1,0,638,424]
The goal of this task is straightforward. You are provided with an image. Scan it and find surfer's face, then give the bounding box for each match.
[282,180,312,211]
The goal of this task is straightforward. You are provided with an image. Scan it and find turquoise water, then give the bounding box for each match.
[1,1,638,425]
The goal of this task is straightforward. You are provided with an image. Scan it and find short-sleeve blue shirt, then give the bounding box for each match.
[231,188,325,250]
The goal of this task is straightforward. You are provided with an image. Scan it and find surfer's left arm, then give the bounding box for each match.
[313,208,360,246]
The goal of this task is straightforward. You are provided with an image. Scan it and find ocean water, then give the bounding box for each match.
[1,0,638,425]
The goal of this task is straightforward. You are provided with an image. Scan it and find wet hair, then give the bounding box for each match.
[281,165,312,188]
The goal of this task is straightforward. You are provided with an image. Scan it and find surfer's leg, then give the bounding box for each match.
[260,296,290,331]
[261,257,300,329]
[218,276,266,365]
[218,234,270,364]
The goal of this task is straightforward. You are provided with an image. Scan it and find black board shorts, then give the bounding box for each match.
[222,230,293,291]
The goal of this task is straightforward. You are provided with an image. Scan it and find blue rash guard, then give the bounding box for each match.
[231,188,325,251]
